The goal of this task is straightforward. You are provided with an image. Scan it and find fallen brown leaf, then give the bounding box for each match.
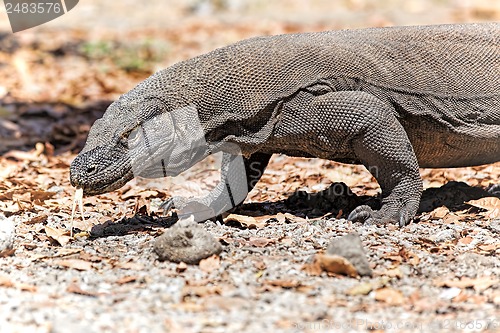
[263,279,301,289]
[283,213,308,223]
[116,276,138,285]
[0,245,15,257]
[182,285,222,298]
[78,251,104,262]
[44,226,71,246]
[477,243,500,252]
[430,206,449,219]
[383,267,403,279]
[249,237,274,247]
[303,254,358,277]
[17,283,37,292]
[434,276,498,292]
[458,236,473,245]
[170,302,205,312]
[253,260,266,270]
[112,261,145,270]
[176,262,188,273]
[29,190,57,201]
[276,212,286,224]
[0,275,14,288]
[3,150,41,162]
[491,292,500,305]
[54,259,93,271]
[25,213,48,225]
[199,255,220,273]
[375,287,405,306]
[466,197,500,219]
[67,283,98,297]
[346,282,373,296]
[224,214,265,229]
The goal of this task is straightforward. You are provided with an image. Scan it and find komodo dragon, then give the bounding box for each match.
[70,23,500,226]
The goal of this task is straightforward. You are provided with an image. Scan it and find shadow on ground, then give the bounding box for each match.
[87,180,499,238]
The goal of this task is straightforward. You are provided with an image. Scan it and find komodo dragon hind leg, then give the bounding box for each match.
[277,90,423,226]
[160,152,271,222]
[316,91,423,226]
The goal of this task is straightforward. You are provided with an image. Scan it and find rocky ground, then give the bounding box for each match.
[0,1,499,332]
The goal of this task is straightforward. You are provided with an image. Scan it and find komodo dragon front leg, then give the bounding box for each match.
[274,90,423,226]
[161,152,271,221]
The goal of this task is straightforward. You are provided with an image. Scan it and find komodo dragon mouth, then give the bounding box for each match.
[72,171,134,196]
[80,172,134,196]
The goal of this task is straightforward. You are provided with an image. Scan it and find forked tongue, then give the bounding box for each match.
[70,188,85,237]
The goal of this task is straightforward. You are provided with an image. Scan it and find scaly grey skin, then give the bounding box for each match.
[70,23,500,226]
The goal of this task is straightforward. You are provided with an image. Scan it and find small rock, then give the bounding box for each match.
[430,229,457,243]
[154,218,222,264]
[439,287,461,300]
[326,233,372,276]
[0,215,15,257]
[488,219,500,233]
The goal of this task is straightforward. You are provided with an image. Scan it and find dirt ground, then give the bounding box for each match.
[1,1,499,332]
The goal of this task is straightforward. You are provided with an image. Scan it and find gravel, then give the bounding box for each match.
[1,210,499,332]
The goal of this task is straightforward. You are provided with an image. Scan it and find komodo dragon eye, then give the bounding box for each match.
[127,128,139,142]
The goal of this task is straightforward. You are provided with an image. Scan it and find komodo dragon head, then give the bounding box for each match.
[70,74,208,195]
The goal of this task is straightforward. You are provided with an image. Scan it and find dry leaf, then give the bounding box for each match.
[29,190,57,201]
[466,197,500,219]
[398,248,420,266]
[383,267,403,279]
[347,282,373,296]
[253,260,266,270]
[121,189,159,200]
[44,226,71,246]
[466,197,500,210]
[17,283,37,292]
[443,214,460,224]
[430,206,449,219]
[3,150,41,162]
[303,254,358,277]
[182,285,222,297]
[199,255,220,273]
[67,283,98,297]
[492,292,500,305]
[280,237,294,246]
[276,212,286,224]
[0,248,15,257]
[375,287,405,305]
[170,302,205,312]
[477,243,500,252]
[458,236,473,245]
[112,261,145,270]
[116,276,138,285]
[0,275,14,288]
[54,259,92,271]
[249,237,274,247]
[263,279,301,289]
[284,213,308,223]
[25,213,48,225]
[78,252,104,263]
[434,276,498,292]
[224,214,265,229]
[176,262,188,273]
[384,254,403,263]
